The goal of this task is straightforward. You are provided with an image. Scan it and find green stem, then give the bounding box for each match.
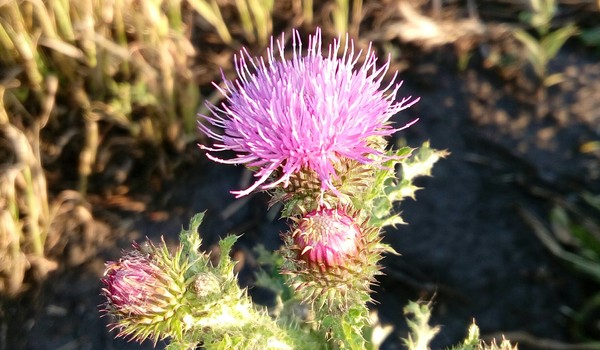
[189,299,322,350]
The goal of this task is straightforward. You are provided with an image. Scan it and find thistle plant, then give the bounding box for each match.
[102,213,320,349]
[102,28,514,349]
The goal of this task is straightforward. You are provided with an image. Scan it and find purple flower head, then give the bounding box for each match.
[199,28,418,197]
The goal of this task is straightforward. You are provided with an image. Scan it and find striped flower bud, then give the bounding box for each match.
[282,207,384,312]
[101,240,188,344]
[294,208,361,270]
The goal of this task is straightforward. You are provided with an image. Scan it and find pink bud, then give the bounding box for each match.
[294,208,361,270]
[102,245,169,318]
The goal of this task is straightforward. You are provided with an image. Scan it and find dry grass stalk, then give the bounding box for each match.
[0,0,203,295]
[0,80,55,295]
[188,0,233,43]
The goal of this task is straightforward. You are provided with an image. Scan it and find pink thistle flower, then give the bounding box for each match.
[293,207,361,270]
[199,28,419,197]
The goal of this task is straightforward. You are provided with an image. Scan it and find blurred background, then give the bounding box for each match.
[1,0,599,349]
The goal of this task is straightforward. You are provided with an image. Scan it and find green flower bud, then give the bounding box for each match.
[282,207,385,313]
[101,240,189,344]
[193,272,221,298]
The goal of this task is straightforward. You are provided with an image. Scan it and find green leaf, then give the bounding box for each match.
[179,212,207,272]
[368,142,446,228]
[182,212,204,239]
[369,214,407,228]
[583,193,600,211]
[523,207,600,284]
[581,26,600,46]
[402,301,440,350]
[541,24,578,60]
[513,29,546,77]
[165,341,197,350]
[446,333,477,349]
[217,234,240,273]
[401,141,448,181]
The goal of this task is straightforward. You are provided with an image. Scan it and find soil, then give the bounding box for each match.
[2,5,600,350]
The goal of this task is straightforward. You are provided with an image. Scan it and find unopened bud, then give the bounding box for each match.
[101,240,187,343]
[193,272,221,298]
[293,208,361,270]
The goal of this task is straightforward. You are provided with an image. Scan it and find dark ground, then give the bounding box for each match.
[2,8,600,350]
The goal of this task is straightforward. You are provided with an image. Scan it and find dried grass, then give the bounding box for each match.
[0,0,203,295]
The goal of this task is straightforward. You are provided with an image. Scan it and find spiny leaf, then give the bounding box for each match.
[401,141,448,182]
[402,301,440,350]
[369,142,447,228]
[180,211,205,254]
[217,234,241,274]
